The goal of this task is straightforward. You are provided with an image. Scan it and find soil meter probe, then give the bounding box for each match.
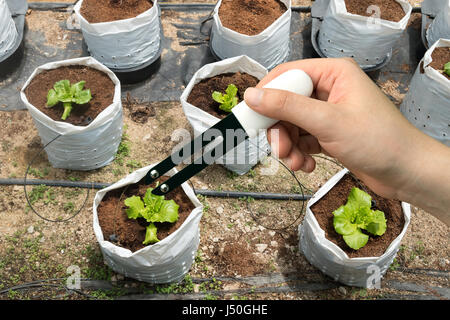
[146,69,314,195]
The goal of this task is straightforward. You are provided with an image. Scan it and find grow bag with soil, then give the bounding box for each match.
[180,55,271,175]
[311,0,412,71]
[421,0,449,18]
[425,1,450,48]
[400,39,450,146]
[0,0,19,62]
[20,56,123,171]
[74,0,162,71]
[299,168,411,288]
[93,164,203,284]
[210,0,292,70]
[420,0,450,49]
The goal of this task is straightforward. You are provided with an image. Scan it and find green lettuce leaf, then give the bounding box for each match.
[46,89,59,107]
[333,206,357,236]
[343,229,369,250]
[444,62,450,77]
[346,187,372,214]
[124,196,145,219]
[151,199,179,223]
[212,84,239,113]
[143,223,159,245]
[123,186,180,245]
[333,187,387,250]
[46,79,92,120]
[54,80,72,103]
[365,210,387,236]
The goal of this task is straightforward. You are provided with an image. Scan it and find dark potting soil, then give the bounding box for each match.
[310,173,405,258]
[429,47,450,80]
[97,176,196,252]
[344,0,405,22]
[80,0,153,24]
[187,72,259,119]
[218,0,287,36]
[24,66,115,126]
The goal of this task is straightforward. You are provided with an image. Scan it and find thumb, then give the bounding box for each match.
[244,87,334,136]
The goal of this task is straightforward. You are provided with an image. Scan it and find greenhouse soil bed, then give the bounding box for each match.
[429,47,450,80]
[344,0,405,22]
[97,176,195,252]
[311,173,405,258]
[80,0,153,23]
[24,65,115,126]
[218,0,287,36]
[186,72,259,119]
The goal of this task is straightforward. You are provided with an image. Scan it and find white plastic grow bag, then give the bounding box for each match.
[0,0,18,60]
[425,1,450,47]
[400,39,450,146]
[421,0,449,17]
[299,168,411,288]
[74,0,161,70]
[314,0,412,69]
[93,164,203,284]
[210,0,291,70]
[20,57,123,171]
[180,55,271,175]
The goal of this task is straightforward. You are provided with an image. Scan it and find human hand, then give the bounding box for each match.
[244,58,448,207]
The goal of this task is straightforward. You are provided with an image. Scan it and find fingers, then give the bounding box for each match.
[266,123,321,173]
[244,87,334,138]
[283,145,317,173]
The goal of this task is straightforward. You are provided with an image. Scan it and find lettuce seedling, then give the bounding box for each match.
[212,84,239,113]
[444,62,450,77]
[46,80,92,120]
[124,186,179,245]
[333,187,387,250]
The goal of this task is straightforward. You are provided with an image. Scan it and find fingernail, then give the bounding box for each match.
[244,88,264,107]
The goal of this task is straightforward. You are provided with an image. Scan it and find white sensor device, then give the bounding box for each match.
[231,69,314,138]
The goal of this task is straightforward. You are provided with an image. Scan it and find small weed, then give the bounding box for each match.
[227,171,238,180]
[115,126,131,166]
[80,245,112,281]
[247,169,256,178]
[155,274,194,294]
[112,168,124,177]
[126,160,142,169]
[64,188,83,199]
[197,195,210,213]
[28,167,50,179]
[63,202,75,213]
[28,185,54,205]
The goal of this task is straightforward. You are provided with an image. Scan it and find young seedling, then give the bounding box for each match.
[124,185,179,245]
[46,80,92,120]
[444,62,450,77]
[212,84,239,113]
[333,187,387,250]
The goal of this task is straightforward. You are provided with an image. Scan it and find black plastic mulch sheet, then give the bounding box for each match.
[0,3,426,111]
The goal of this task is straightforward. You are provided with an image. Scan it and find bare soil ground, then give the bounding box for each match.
[0,2,447,301]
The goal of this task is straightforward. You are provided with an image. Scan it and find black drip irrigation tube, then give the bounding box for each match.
[0,178,312,201]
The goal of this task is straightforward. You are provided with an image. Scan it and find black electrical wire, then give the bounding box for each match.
[22,134,91,223]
